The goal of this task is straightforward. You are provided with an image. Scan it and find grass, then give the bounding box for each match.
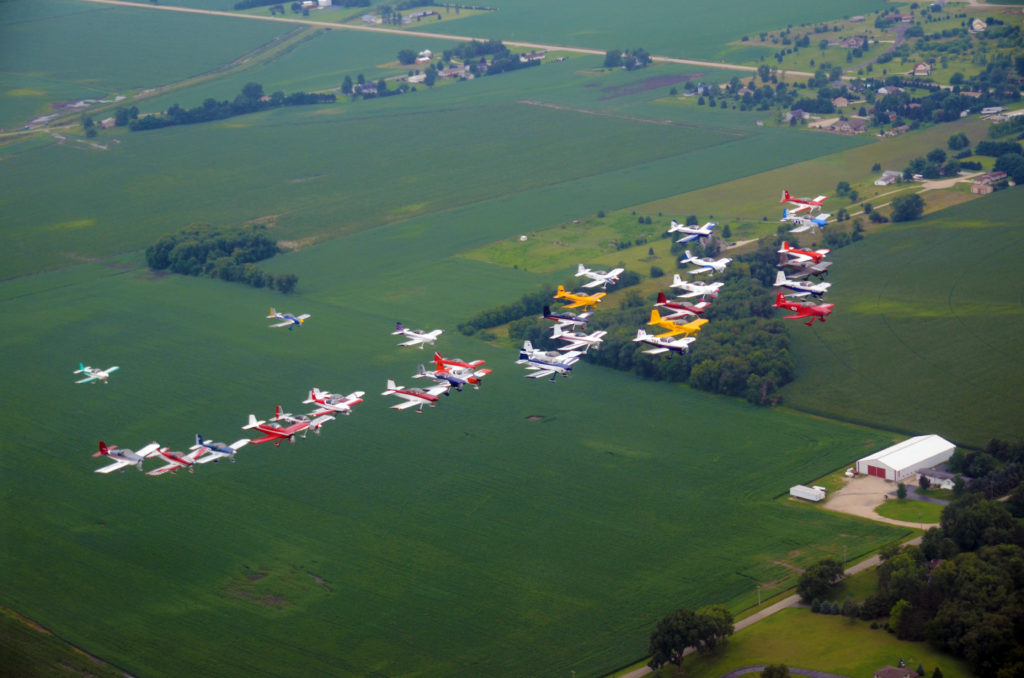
[780,188,1024,449]
[0,606,125,678]
[651,607,974,678]
[875,498,945,524]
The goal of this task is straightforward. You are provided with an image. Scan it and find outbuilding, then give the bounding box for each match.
[856,435,955,481]
[790,485,826,502]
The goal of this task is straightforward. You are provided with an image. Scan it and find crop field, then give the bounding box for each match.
[780,189,1024,449]
[406,0,889,62]
[0,0,293,129]
[0,245,907,677]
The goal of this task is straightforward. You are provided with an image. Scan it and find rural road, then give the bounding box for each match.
[77,0,812,77]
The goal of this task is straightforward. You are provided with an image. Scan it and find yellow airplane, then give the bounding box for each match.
[648,309,708,337]
[554,285,606,311]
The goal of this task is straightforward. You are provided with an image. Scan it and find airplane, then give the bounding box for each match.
[633,329,696,357]
[74,363,119,384]
[553,285,606,311]
[654,291,711,319]
[303,388,365,416]
[243,406,335,445]
[781,209,830,233]
[779,240,830,264]
[515,340,580,381]
[670,275,724,298]
[773,270,832,298]
[551,325,607,353]
[190,434,251,464]
[680,250,733,275]
[667,220,715,243]
[92,441,161,474]
[648,309,709,337]
[575,264,625,289]
[779,258,832,279]
[780,189,827,214]
[146,445,207,476]
[431,352,492,389]
[392,322,444,349]
[773,292,834,326]
[542,305,593,329]
[413,363,476,393]
[267,307,310,329]
[381,379,447,412]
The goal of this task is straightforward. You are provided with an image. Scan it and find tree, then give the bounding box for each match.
[603,50,622,68]
[898,482,908,500]
[647,607,696,669]
[692,605,734,653]
[397,49,416,65]
[994,153,1024,184]
[927,148,947,165]
[947,132,970,151]
[241,82,264,100]
[797,557,844,602]
[762,665,790,678]
[341,75,353,94]
[872,162,882,172]
[722,224,732,239]
[919,474,932,490]
[891,194,925,222]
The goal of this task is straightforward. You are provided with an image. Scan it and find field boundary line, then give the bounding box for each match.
[518,100,747,136]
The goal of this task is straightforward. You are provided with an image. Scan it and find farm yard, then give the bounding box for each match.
[2,0,1022,676]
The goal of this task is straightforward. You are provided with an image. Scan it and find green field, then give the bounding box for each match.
[875,498,944,524]
[780,189,1024,449]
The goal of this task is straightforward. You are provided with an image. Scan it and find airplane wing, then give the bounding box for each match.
[676,233,699,243]
[269,320,294,328]
[785,290,812,298]
[654,327,688,337]
[787,203,810,214]
[297,314,311,321]
[146,461,182,476]
[390,398,423,410]
[687,266,713,275]
[95,459,135,474]
[75,375,99,384]
[104,366,119,373]
[524,367,557,379]
[785,309,817,320]
[579,278,605,289]
[788,223,812,233]
[250,433,285,445]
[641,346,670,355]
[783,251,813,263]
[398,336,425,347]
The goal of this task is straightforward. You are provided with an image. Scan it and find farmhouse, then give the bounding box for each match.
[913,62,932,77]
[839,36,865,49]
[970,18,987,33]
[971,170,1009,194]
[856,435,955,481]
[919,468,959,490]
[874,170,902,186]
[832,96,849,109]
[833,118,867,134]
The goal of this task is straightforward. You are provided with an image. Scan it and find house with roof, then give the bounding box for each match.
[834,118,867,134]
[913,62,932,77]
[832,96,849,109]
[875,667,917,678]
[874,170,902,186]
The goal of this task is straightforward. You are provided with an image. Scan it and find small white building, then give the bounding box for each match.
[790,485,826,502]
[856,435,956,481]
[318,0,332,6]
[875,170,902,186]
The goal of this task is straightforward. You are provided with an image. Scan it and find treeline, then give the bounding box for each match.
[145,224,298,293]
[647,605,734,671]
[448,40,541,76]
[130,83,335,132]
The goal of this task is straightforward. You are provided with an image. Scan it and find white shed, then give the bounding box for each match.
[790,485,826,502]
[856,435,955,481]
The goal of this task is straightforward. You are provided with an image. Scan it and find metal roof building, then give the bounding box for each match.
[856,435,956,481]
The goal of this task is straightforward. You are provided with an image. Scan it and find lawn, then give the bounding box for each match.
[875,499,945,524]
[651,607,974,678]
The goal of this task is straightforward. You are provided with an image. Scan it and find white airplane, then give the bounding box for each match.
[92,441,161,474]
[515,341,581,381]
[190,434,251,464]
[773,270,832,298]
[147,445,207,476]
[75,363,119,384]
[681,250,733,275]
[381,379,448,412]
[267,307,310,329]
[574,264,625,289]
[781,209,830,233]
[551,325,607,353]
[654,292,711,319]
[303,388,365,416]
[667,220,715,243]
[392,322,444,349]
[670,275,724,298]
[632,329,696,357]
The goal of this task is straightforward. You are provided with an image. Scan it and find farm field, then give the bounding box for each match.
[780,189,1024,449]
[0,0,293,129]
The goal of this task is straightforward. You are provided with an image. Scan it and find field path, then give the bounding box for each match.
[76,0,809,76]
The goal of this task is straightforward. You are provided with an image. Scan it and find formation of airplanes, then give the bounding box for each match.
[393,322,444,349]
[74,363,119,384]
[92,437,252,475]
[667,220,715,243]
[267,307,310,329]
[773,194,837,326]
[575,264,624,289]
[670,275,723,298]
[633,329,696,357]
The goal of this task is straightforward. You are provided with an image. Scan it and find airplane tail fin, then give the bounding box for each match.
[634,329,648,341]
[195,433,203,447]
[385,379,397,392]
[552,325,563,338]
[554,285,566,297]
[649,309,662,324]
[542,305,552,318]
[774,292,786,306]
[76,362,86,373]
[656,291,667,304]
[781,189,791,203]
[268,307,276,318]
[682,250,694,263]
[395,321,404,332]
[575,264,587,276]
[94,441,108,458]
[672,274,684,287]
[774,271,786,287]
[523,340,534,352]
[274,405,282,420]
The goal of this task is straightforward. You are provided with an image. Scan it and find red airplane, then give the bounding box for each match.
[242,406,334,445]
[654,291,711,319]
[432,352,492,389]
[779,240,830,264]
[780,189,827,214]
[147,445,205,476]
[773,293,834,326]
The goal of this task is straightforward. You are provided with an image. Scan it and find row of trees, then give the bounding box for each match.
[130,83,334,132]
[145,224,298,293]
[647,605,734,670]
[603,48,652,71]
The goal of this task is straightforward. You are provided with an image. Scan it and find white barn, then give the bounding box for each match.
[856,435,955,481]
